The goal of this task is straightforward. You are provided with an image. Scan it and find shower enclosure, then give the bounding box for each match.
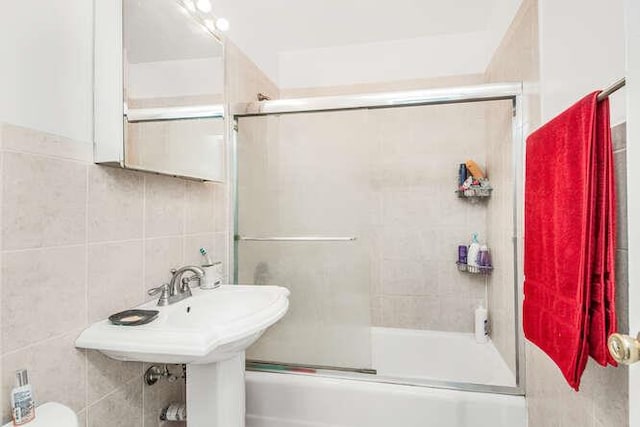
[231,83,525,395]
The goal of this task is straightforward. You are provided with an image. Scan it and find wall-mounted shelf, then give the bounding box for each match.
[456,262,493,275]
[455,187,493,198]
[456,161,492,199]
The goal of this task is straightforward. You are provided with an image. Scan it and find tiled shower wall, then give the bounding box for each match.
[484,0,541,377]
[0,37,278,426]
[369,103,489,333]
[484,100,518,377]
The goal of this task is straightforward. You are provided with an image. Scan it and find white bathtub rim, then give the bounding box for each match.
[246,370,524,401]
[246,371,527,427]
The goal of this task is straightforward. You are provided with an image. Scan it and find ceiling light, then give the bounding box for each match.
[182,0,196,12]
[215,17,230,32]
[196,0,212,13]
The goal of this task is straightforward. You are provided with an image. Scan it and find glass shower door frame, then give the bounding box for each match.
[229,82,526,396]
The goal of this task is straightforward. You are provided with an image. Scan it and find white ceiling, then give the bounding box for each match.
[212,0,495,51]
[210,0,522,86]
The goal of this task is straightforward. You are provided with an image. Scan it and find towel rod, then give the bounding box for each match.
[235,236,357,242]
[597,77,626,101]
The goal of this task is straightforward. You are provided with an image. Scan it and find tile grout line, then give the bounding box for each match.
[179,178,188,425]
[142,173,147,313]
[141,173,147,423]
[87,237,145,247]
[1,238,189,255]
[84,164,90,418]
[2,242,87,254]
[1,328,85,358]
[182,179,187,264]
[1,147,92,165]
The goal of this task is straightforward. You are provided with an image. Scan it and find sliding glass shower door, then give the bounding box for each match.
[236,110,374,370]
[234,87,523,392]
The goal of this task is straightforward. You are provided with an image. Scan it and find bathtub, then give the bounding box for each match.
[371,327,516,387]
[246,371,525,427]
[246,327,525,427]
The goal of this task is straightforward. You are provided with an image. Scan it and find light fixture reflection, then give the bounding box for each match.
[196,0,212,13]
[215,17,230,32]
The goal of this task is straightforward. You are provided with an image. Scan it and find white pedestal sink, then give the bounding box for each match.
[75,285,289,426]
[187,354,246,426]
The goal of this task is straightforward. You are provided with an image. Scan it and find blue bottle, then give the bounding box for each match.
[458,164,468,187]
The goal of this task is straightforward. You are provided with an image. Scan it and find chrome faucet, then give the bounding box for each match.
[148,265,205,306]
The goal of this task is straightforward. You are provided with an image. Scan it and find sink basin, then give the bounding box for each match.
[75,285,290,364]
[77,283,289,426]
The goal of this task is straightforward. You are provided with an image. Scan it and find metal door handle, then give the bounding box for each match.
[608,333,640,364]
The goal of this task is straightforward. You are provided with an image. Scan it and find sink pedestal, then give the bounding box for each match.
[75,285,289,426]
[187,353,246,426]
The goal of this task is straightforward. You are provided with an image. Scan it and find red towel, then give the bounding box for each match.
[523,92,617,391]
[589,98,618,367]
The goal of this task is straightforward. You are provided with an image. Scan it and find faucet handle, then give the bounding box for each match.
[148,283,171,306]
[181,275,202,289]
[148,283,170,296]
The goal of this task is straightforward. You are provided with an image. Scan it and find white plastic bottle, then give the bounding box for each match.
[11,369,35,425]
[467,233,481,267]
[475,306,489,343]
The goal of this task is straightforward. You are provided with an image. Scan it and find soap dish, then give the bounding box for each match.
[109,309,159,326]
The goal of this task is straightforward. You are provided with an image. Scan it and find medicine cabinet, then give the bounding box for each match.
[94,0,225,181]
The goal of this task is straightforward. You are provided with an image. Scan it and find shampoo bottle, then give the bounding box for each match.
[11,369,35,425]
[478,244,491,267]
[467,233,481,267]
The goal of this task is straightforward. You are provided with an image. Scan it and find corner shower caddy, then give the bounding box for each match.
[455,185,493,199]
[455,261,493,275]
[455,170,493,274]
[455,177,493,199]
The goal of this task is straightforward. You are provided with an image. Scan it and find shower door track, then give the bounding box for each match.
[229,82,526,397]
[246,362,526,397]
[247,360,377,375]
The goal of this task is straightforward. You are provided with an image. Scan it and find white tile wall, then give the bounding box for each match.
[0,32,279,427]
[0,122,227,424]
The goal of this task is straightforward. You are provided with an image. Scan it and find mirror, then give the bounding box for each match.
[94,0,225,181]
